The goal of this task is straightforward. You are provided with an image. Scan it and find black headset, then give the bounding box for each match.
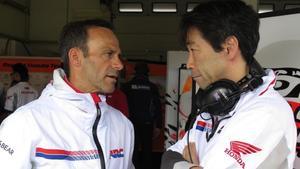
[194,59,266,116]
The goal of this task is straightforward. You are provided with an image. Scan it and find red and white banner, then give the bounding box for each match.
[0,56,61,94]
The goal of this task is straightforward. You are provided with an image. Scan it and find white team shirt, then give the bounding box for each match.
[0,69,135,169]
[4,81,38,111]
[169,69,297,169]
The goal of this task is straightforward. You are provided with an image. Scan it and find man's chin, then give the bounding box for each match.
[196,82,208,90]
[103,86,115,94]
[91,86,115,94]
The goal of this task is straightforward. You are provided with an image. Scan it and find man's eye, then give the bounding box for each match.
[190,48,199,52]
[188,48,194,52]
[105,51,114,57]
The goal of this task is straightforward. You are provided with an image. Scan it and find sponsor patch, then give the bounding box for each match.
[110,148,124,158]
[0,140,14,155]
[224,141,261,169]
[195,121,212,132]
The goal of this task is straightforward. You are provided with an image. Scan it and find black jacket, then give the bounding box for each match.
[122,75,161,127]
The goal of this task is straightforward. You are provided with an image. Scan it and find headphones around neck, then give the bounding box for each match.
[195,59,266,116]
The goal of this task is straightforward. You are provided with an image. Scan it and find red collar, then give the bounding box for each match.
[63,76,101,104]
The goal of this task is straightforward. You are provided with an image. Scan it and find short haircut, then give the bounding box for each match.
[180,0,260,64]
[58,19,114,77]
[12,63,29,81]
[135,62,149,76]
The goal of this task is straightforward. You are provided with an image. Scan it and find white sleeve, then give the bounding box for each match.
[167,116,201,154]
[0,111,34,169]
[4,88,15,111]
[162,117,203,169]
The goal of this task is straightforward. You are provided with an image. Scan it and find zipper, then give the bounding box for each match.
[92,106,106,169]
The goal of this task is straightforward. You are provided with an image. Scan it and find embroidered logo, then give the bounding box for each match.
[195,121,212,132]
[110,148,124,158]
[224,141,261,169]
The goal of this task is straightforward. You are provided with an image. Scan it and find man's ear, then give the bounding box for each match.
[68,48,83,67]
[223,36,239,60]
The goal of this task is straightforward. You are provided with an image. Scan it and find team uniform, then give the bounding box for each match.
[0,68,135,169]
[168,69,297,169]
[4,81,38,112]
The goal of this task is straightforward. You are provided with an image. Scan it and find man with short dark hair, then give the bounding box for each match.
[0,19,135,169]
[161,1,296,169]
[4,63,38,113]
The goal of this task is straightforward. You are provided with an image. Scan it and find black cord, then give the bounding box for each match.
[186,107,206,164]
[206,115,217,142]
[206,115,232,142]
[186,108,232,164]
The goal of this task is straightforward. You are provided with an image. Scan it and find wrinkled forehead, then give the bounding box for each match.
[87,27,120,50]
[87,27,118,41]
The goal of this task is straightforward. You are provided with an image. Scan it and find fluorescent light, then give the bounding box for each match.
[153,3,177,13]
[258,4,274,13]
[119,3,143,13]
[187,3,199,12]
